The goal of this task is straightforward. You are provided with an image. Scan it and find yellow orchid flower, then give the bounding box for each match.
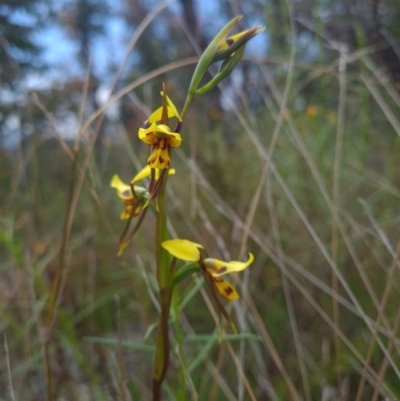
[138,90,182,170]
[138,122,182,169]
[111,165,175,219]
[111,166,149,220]
[161,239,254,300]
[203,254,254,300]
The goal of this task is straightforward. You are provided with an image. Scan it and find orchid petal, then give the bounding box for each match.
[148,103,182,124]
[148,145,171,169]
[138,123,158,144]
[217,30,249,52]
[168,133,182,148]
[212,277,239,300]
[131,165,151,184]
[161,92,182,121]
[162,239,203,261]
[204,253,254,277]
[110,175,132,199]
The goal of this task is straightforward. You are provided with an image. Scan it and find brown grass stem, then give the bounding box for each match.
[245,294,303,401]
[249,62,400,378]
[371,301,400,401]
[4,334,15,401]
[266,174,312,401]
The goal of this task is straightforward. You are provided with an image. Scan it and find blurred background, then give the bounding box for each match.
[1,0,400,400]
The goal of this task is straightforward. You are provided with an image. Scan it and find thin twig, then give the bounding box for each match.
[4,334,16,401]
[355,239,400,401]
[266,174,311,401]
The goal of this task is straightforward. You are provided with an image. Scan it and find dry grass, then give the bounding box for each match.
[1,1,400,400]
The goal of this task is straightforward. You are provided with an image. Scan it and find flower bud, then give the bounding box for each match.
[195,43,245,94]
[187,16,265,96]
[212,25,265,63]
[187,16,243,96]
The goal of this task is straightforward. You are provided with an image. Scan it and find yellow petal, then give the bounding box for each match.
[162,92,182,121]
[213,26,265,62]
[153,167,176,181]
[212,277,239,300]
[120,208,131,220]
[147,145,171,169]
[138,123,158,144]
[161,239,203,261]
[217,30,249,51]
[148,102,182,124]
[204,253,254,277]
[130,165,150,184]
[168,132,182,148]
[147,106,163,123]
[120,202,143,220]
[156,124,173,135]
[110,175,132,199]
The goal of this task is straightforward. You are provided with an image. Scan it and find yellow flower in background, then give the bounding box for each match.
[138,93,182,170]
[305,104,318,119]
[111,166,149,220]
[161,239,254,300]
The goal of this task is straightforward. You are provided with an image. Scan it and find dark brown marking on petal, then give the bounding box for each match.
[224,286,233,296]
[123,198,136,206]
[122,190,131,197]
[161,138,167,150]
[216,266,227,275]
[159,156,164,165]
[226,39,234,46]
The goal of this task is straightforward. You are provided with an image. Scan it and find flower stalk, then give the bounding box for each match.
[110,16,263,401]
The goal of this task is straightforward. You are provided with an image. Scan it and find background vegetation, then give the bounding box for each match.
[1,0,400,400]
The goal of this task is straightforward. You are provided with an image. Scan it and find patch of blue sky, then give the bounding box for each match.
[1,6,38,26]
[20,0,268,86]
[196,0,268,55]
[33,23,81,79]
[297,30,319,62]
[91,15,130,79]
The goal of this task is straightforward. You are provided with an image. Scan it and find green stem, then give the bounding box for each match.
[180,93,194,121]
[152,175,172,401]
